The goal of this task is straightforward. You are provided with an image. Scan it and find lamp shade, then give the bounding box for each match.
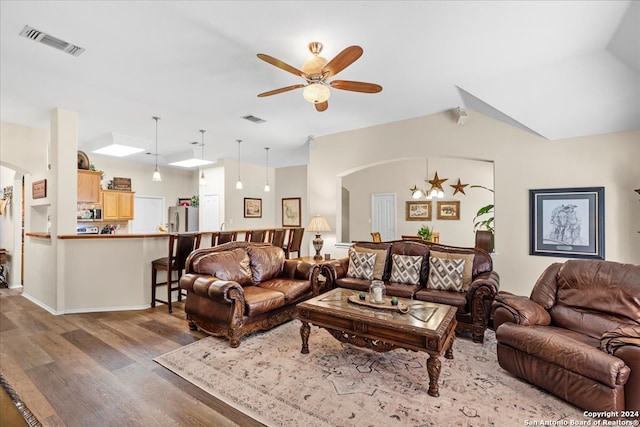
[307,215,331,232]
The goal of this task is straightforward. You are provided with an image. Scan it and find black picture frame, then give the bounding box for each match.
[529,187,604,259]
[244,198,262,218]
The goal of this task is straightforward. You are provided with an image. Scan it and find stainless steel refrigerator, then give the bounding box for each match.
[168,206,199,232]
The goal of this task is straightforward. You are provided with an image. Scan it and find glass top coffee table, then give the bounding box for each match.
[296,287,457,397]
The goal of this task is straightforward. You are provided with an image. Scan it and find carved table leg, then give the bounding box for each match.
[300,321,310,354]
[445,338,454,360]
[426,353,442,397]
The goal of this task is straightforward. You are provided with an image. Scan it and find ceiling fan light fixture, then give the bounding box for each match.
[303,83,330,104]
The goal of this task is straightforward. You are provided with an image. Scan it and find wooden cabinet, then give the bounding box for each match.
[101,190,134,220]
[77,170,101,203]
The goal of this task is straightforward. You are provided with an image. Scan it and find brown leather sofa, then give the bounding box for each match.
[322,240,499,343]
[179,242,320,347]
[492,260,640,413]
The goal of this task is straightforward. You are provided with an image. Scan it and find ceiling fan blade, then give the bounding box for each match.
[330,80,383,93]
[322,46,363,77]
[315,101,328,112]
[257,53,306,78]
[257,84,305,97]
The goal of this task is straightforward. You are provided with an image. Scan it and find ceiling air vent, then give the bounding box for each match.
[19,25,85,57]
[241,114,266,124]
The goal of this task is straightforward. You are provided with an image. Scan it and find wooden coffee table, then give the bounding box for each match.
[296,287,457,397]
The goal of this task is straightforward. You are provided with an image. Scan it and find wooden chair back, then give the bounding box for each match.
[285,227,304,259]
[270,229,287,248]
[212,231,237,246]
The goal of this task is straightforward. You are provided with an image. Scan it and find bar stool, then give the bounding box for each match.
[212,230,236,246]
[270,228,287,249]
[151,232,202,313]
[283,227,304,259]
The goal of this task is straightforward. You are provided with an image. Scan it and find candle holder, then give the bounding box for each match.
[369,280,386,304]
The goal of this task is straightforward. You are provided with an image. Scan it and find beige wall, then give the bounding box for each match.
[309,110,640,296]
[342,157,493,246]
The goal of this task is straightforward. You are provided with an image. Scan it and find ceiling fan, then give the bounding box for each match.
[257,42,382,112]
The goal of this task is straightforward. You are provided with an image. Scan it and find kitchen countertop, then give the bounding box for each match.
[57,233,171,239]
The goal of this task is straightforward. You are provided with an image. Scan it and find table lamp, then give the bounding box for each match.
[307,215,331,260]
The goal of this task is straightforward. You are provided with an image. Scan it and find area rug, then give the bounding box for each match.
[154,321,587,426]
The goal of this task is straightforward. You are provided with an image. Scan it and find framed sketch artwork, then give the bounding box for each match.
[405,201,432,221]
[244,198,262,218]
[282,197,301,227]
[436,201,460,220]
[529,187,604,259]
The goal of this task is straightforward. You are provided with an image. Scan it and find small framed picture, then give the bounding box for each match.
[405,201,432,221]
[530,187,604,259]
[244,198,262,218]
[282,197,301,227]
[436,201,460,220]
[178,198,191,206]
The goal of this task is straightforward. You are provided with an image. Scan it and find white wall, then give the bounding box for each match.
[276,165,310,256]
[309,110,640,296]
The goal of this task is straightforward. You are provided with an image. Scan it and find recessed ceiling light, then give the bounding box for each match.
[92,144,145,157]
[168,158,214,168]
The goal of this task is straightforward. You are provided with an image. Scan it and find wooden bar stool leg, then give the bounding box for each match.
[166,267,172,313]
[151,265,159,308]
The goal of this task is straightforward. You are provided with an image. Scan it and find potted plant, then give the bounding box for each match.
[417,225,433,241]
[470,185,494,252]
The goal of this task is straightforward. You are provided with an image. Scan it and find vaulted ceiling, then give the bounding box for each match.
[1,1,638,169]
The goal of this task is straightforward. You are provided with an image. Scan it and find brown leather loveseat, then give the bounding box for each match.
[322,240,499,343]
[492,259,640,413]
[179,242,320,347]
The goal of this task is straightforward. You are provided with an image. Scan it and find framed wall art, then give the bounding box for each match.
[178,198,191,206]
[282,197,301,227]
[405,201,432,221]
[244,198,262,218]
[529,187,604,259]
[436,200,460,220]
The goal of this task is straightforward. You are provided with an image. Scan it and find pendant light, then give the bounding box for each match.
[263,147,270,192]
[151,116,161,182]
[199,129,206,186]
[235,139,243,190]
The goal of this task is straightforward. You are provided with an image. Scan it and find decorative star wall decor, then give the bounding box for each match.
[428,172,448,191]
[450,178,469,195]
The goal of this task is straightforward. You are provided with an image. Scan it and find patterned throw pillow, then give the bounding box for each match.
[429,250,475,291]
[354,246,388,280]
[346,250,376,280]
[427,257,465,292]
[390,254,423,285]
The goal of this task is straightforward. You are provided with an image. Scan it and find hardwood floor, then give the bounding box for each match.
[0,288,265,427]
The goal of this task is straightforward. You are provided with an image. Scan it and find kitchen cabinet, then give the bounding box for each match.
[102,190,134,220]
[77,170,101,203]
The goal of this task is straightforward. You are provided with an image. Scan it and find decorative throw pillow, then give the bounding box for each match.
[429,250,475,291]
[354,246,388,280]
[346,250,376,280]
[390,254,423,285]
[427,257,464,292]
[193,248,253,286]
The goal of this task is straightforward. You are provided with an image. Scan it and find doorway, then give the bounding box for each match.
[371,193,396,241]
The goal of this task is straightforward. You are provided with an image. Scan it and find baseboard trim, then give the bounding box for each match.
[20,293,150,315]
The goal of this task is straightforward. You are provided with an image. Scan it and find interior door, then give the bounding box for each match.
[371,193,396,242]
[201,194,220,231]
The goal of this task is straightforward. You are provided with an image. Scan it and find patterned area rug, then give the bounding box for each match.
[155,320,587,426]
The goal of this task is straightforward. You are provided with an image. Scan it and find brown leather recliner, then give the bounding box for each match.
[492,259,640,413]
[179,242,321,347]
